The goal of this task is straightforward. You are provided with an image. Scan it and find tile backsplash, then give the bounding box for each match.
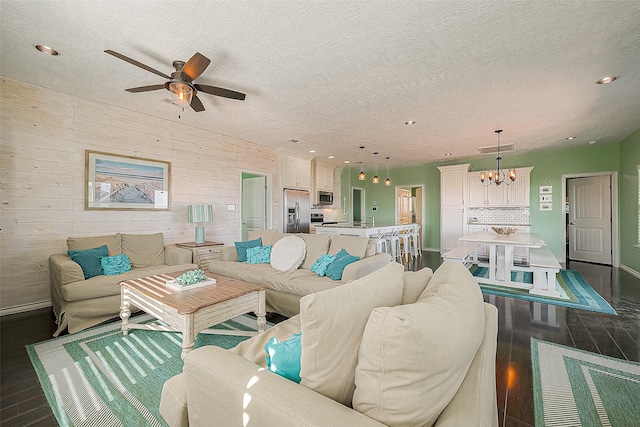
[467,208,530,225]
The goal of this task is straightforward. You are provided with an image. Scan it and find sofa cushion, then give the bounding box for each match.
[231,315,302,368]
[67,245,108,279]
[401,267,433,305]
[328,235,370,259]
[265,332,302,383]
[299,261,404,406]
[235,238,262,262]
[100,253,132,276]
[353,261,485,427]
[121,233,165,268]
[246,245,272,264]
[298,234,330,269]
[325,249,360,281]
[247,229,285,246]
[67,234,121,256]
[270,236,306,272]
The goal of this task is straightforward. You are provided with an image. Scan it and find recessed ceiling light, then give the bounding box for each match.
[596,75,618,84]
[309,150,315,153]
[328,156,334,159]
[444,153,452,156]
[344,160,350,164]
[588,140,597,145]
[288,139,300,143]
[405,120,416,126]
[565,136,577,141]
[35,44,59,56]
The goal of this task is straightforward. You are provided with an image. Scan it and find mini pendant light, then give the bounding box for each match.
[384,156,391,186]
[372,152,379,184]
[358,146,366,180]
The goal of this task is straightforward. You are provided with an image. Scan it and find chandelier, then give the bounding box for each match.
[480,130,516,186]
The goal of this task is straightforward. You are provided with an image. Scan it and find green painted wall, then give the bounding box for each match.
[341,138,639,268]
[619,129,640,273]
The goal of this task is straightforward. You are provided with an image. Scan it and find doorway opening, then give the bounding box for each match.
[352,187,365,225]
[240,172,272,241]
[562,172,617,266]
[395,184,425,247]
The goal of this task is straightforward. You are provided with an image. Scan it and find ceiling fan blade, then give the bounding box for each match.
[190,95,205,112]
[195,84,246,101]
[104,50,171,79]
[182,52,211,81]
[125,84,166,93]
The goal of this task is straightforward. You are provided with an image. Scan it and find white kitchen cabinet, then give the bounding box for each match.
[467,167,532,207]
[282,154,311,189]
[314,161,334,191]
[438,164,469,252]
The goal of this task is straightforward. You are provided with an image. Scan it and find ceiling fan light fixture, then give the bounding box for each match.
[169,82,194,108]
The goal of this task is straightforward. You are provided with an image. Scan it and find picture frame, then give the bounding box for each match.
[539,194,552,203]
[539,185,552,194]
[539,202,552,211]
[85,150,170,210]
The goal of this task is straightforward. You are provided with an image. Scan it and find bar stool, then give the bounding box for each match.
[409,224,422,258]
[374,231,388,254]
[384,230,401,261]
[398,228,412,263]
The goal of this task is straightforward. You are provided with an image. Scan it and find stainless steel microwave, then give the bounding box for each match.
[317,191,333,205]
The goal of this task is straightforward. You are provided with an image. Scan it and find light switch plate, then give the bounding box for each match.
[227,204,236,211]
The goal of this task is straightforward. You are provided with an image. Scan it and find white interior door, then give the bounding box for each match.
[568,175,612,264]
[242,177,267,240]
[397,189,411,223]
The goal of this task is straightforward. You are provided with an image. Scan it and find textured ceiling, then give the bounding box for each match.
[1,1,639,168]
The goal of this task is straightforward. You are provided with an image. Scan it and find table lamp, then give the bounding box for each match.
[187,204,213,244]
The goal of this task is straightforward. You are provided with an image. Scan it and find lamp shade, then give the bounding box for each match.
[187,204,213,223]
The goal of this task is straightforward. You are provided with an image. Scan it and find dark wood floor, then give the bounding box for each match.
[1,254,639,426]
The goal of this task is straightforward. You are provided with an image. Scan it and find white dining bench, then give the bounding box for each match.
[529,247,561,297]
[442,243,480,266]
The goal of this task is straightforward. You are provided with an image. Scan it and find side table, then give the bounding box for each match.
[175,241,224,270]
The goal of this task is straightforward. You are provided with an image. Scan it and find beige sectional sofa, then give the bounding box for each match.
[49,233,196,336]
[160,261,499,426]
[208,230,394,317]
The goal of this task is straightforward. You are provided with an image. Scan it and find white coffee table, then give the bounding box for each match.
[119,272,266,360]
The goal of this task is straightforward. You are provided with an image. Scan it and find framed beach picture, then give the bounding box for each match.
[539,194,552,203]
[85,151,171,210]
[539,203,552,211]
[539,185,552,194]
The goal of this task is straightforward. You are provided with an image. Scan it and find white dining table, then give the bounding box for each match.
[459,231,545,289]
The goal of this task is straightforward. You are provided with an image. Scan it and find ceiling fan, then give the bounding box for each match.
[104,50,246,112]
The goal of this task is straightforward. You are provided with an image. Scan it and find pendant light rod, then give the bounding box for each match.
[372,152,379,184]
[385,156,391,186]
[358,146,366,180]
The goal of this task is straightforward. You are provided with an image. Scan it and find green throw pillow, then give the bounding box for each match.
[311,253,336,277]
[234,238,262,262]
[100,253,132,276]
[265,332,302,383]
[325,248,360,281]
[67,245,109,279]
[246,245,272,264]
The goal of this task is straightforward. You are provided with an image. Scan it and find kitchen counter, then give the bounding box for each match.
[314,223,415,237]
[467,222,531,226]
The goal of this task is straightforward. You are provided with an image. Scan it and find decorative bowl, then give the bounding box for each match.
[491,226,517,235]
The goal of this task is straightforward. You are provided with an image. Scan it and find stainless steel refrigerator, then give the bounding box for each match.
[283,188,310,233]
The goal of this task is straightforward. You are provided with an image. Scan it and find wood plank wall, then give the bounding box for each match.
[0,77,278,312]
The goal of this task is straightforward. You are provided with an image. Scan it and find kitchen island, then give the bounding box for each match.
[314,223,414,238]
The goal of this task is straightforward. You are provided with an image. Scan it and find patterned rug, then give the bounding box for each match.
[469,265,616,315]
[27,314,270,427]
[531,339,640,426]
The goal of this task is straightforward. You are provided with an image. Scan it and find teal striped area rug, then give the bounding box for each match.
[531,339,640,426]
[27,314,272,427]
[469,265,616,315]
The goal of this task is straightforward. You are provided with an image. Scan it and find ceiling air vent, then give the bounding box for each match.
[477,143,514,154]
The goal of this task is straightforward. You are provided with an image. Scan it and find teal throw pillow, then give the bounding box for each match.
[67,245,109,279]
[100,253,132,276]
[246,245,272,264]
[325,248,360,281]
[265,332,302,383]
[311,254,336,277]
[234,238,262,262]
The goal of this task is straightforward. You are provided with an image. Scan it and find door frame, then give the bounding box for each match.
[351,186,365,224]
[394,184,426,233]
[239,170,273,240]
[561,171,618,266]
